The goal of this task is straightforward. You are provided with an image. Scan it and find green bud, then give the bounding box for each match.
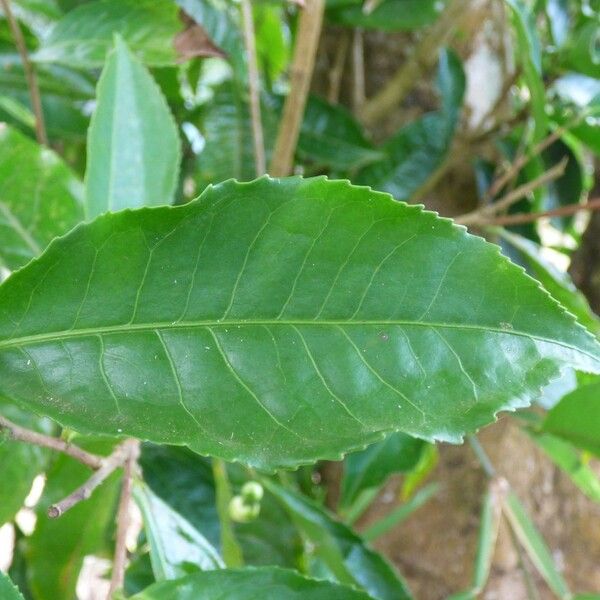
[228,495,260,523]
[241,481,264,503]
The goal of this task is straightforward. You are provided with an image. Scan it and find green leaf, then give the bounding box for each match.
[566,20,600,79]
[129,567,375,599]
[327,0,443,31]
[85,36,181,218]
[0,400,50,525]
[499,230,600,337]
[0,125,83,270]
[357,49,465,200]
[297,96,384,172]
[543,380,600,457]
[0,177,599,470]
[33,0,181,68]
[25,439,121,600]
[0,571,25,600]
[340,433,426,510]
[264,480,412,600]
[528,431,600,504]
[134,482,224,580]
[503,491,571,599]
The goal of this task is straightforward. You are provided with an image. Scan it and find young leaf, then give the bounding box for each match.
[24,439,121,600]
[134,482,224,580]
[264,480,412,600]
[129,567,375,599]
[0,571,25,600]
[85,37,181,218]
[357,49,465,200]
[340,433,426,510]
[0,124,83,270]
[0,177,599,470]
[543,380,600,457]
[33,0,182,68]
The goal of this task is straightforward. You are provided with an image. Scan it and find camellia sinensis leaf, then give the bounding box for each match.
[0,177,598,470]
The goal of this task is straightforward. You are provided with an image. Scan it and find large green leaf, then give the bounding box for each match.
[543,380,600,457]
[357,49,465,200]
[340,433,426,510]
[134,482,224,581]
[85,37,181,218]
[0,571,25,600]
[24,439,121,600]
[33,0,181,68]
[0,177,599,470]
[130,567,375,599]
[264,480,411,600]
[0,400,50,525]
[327,0,443,31]
[0,125,83,270]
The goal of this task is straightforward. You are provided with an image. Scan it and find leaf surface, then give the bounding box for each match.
[0,177,599,469]
[0,572,25,600]
[0,125,83,270]
[85,37,181,218]
[33,0,181,68]
[134,482,224,581]
[130,567,375,599]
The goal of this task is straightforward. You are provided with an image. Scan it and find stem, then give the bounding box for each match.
[269,0,325,176]
[212,458,244,567]
[468,435,496,478]
[47,441,130,518]
[241,0,265,176]
[327,30,350,104]
[351,28,365,112]
[457,159,568,226]
[0,415,103,470]
[107,439,139,599]
[506,517,541,600]
[0,0,48,145]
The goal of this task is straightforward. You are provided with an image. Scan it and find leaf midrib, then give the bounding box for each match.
[0,318,596,362]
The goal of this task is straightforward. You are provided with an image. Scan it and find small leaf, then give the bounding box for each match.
[24,439,121,600]
[84,36,181,217]
[0,571,25,600]
[129,567,375,599]
[264,480,412,600]
[0,124,83,270]
[134,482,224,580]
[174,14,226,63]
[340,433,426,510]
[543,380,600,457]
[0,177,599,470]
[33,0,182,68]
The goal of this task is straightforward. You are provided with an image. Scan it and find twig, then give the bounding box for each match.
[269,0,325,176]
[504,511,541,600]
[477,197,600,227]
[108,439,140,599]
[0,0,47,145]
[241,0,265,176]
[327,30,350,103]
[457,158,568,226]
[358,0,470,127]
[468,435,496,478]
[352,28,365,112]
[0,414,103,470]
[47,441,131,518]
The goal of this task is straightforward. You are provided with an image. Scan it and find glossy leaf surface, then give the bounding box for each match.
[543,380,600,457]
[264,480,411,600]
[85,37,180,218]
[130,567,375,599]
[0,125,83,270]
[34,0,181,68]
[134,482,224,580]
[0,177,599,470]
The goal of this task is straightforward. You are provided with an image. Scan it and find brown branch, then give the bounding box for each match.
[241,0,265,176]
[108,439,140,599]
[352,28,365,112]
[47,441,131,518]
[327,30,350,103]
[357,0,470,127]
[457,158,568,226]
[269,0,325,176]
[0,0,48,145]
[476,197,600,227]
[0,414,103,469]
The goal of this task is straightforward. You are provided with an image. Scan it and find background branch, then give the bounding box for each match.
[0,0,48,145]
